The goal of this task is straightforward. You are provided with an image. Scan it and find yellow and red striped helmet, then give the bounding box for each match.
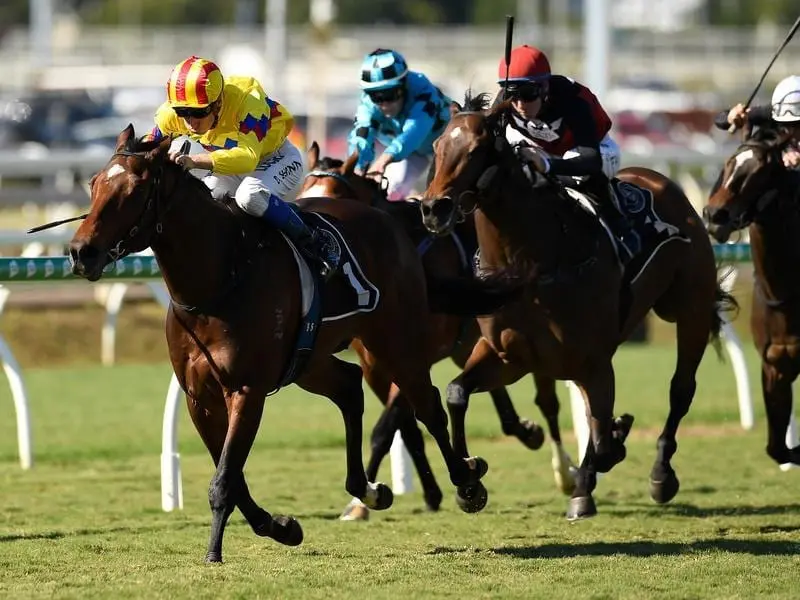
[166,56,224,108]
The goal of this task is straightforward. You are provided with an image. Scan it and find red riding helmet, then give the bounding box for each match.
[498,45,551,84]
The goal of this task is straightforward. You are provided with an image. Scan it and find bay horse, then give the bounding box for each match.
[704,127,800,467]
[66,124,519,562]
[301,143,578,520]
[420,93,737,520]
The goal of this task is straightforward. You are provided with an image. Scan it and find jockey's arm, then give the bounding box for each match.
[543,103,603,177]
[382,102,437,168]
[348,99,378,172]
[714,104,771,131]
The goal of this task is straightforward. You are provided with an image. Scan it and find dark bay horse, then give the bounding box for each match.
[67,125,518,562]
[420,93,737,520]
[704,127,800,467]
[301,143,578,519]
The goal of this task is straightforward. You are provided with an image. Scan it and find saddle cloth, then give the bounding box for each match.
[566,179,689,283]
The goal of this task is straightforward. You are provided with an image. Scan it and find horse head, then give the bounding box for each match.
[300,141,388,207]
[704,128,794,243]
[420,93,515,236]
[69,125,181,281]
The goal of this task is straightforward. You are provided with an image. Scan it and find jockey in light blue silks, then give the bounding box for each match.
[347,48,453,201]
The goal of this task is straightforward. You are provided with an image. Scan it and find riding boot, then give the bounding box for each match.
[261,193,338,280]
[593,179,640,257]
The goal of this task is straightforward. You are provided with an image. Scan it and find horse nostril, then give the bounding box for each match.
[432,196,454,220]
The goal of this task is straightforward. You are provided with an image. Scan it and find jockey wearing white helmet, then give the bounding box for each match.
[716,75,800,169]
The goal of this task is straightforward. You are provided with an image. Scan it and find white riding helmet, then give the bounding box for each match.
[771,75,800,122]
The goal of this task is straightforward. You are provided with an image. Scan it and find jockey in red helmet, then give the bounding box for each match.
[498,45,639,256]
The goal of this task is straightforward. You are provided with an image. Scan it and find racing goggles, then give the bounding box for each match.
[173,105,213,119]
[367,87,403,104]
[504,83,545,103]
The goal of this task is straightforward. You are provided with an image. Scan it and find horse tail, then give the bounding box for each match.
[709,274,740,359]
[425,272,523,316]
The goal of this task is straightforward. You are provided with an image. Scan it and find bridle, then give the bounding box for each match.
[103,150,171,262]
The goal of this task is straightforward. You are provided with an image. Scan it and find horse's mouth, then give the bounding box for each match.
[705,221,733,244]
[420,197,458,236]
[69,244,109,282]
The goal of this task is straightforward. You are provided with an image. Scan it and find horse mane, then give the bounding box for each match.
[127,135,222,208]
[318,156,344,169]
[461,89,492,112]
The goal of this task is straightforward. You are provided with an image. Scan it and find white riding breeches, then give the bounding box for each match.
[372,141,431,201]
[172,138,305,218]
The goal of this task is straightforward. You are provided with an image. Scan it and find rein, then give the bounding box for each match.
[304,169,388,207]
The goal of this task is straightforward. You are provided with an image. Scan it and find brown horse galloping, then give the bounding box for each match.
[704,127,800,467]
[420,93,737,520]
[67,125,518,562]
[301,143,578,519]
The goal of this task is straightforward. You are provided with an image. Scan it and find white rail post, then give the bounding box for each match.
[161,373,184,511]
[0,285,32,469]
[389,430,414,494]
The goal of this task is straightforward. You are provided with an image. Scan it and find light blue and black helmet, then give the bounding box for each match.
[360,49,409,91]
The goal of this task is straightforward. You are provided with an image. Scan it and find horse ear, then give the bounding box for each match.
[144,136,172,162]
[307,141,320,168]
[449,101,461,117]
[115,124,135,151]
[342,151,359,175]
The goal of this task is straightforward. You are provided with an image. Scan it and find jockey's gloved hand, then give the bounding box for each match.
[515,144,550,174]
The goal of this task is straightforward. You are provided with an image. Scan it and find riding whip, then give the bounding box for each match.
[501,15,515,100]
[729,13,800,132]
[28,138,194,233]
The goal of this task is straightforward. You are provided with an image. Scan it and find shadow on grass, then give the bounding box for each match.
[488,538,800,558]
[0,520,202,543]
[609,502,800,519]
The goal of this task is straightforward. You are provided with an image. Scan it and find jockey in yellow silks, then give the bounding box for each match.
[145,55,337,277]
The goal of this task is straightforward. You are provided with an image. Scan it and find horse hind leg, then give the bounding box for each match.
[533,373,577,495]
[760,363,800,466]
[297,355,393,512]
[649,303,711,505]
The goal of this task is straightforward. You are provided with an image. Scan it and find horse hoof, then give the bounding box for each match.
[465,456,489,480]
[566,495,597,521]
[613,414,635,441]
[650,472,680,504]
[271,515,304,546]
[205,551,223,563]
[424,488,443,512]
[456,482,488,513]
[364,483,394,511]
[517,419,545,450]
[340,502,370,521]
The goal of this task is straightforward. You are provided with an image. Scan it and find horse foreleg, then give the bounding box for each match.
[761,362,800,466]
[532,373,576,495]
[650,309,708,504]
[183,384,299,557]
[566,362,632,521]
[446,338,523,459]
[488,386,545,450]
[298,355,393,512]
